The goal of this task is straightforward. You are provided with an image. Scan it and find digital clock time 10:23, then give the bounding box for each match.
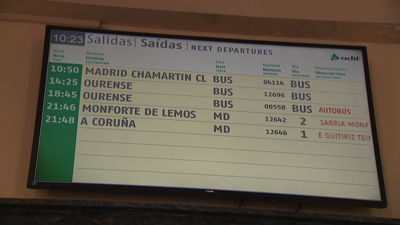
[50,30,85,46]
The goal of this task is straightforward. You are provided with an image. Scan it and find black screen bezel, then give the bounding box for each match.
[27,25,387,208]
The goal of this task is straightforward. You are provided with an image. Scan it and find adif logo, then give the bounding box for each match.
[331,54,340,61]
[331,54,359,61]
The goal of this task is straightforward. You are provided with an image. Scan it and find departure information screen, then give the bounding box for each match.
[28,26,386,208]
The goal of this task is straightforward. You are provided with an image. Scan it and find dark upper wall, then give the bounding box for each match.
[1,0,400,43]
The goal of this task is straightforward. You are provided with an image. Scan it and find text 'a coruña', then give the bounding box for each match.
[80,117,136,128]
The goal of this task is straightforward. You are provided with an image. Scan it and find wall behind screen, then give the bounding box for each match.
[0,2,399,218]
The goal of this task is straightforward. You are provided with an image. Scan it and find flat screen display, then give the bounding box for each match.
[28,26,387,208]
